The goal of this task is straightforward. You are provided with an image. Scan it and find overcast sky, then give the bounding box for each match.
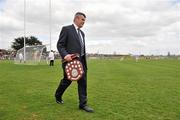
[0,0,180,55]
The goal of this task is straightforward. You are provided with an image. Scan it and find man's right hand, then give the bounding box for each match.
[64,54,72,62]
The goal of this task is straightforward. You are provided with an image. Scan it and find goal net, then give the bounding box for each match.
[14,45,47,65]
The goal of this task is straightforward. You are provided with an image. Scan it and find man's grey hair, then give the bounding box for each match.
[73,12,86,21]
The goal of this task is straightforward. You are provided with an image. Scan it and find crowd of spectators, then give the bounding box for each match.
[0,49,16,60]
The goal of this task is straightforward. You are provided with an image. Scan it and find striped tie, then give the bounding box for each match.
[77,28,84,56]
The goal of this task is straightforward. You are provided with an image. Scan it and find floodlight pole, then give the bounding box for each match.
[49,0,52,51]
[24,0,26,62]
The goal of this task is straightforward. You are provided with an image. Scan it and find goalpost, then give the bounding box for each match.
[20,0,52,64]
[14,45,47,65]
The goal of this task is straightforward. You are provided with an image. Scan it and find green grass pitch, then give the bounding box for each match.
[0,59,180,120]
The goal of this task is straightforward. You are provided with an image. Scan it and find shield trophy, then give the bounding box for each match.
[63,54,84,81]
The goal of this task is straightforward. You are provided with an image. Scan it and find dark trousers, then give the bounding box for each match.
[50,60,54,66]
[55,56,87,107]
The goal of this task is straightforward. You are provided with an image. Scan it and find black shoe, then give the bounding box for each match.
[56,99,64,104]
[79,106,94,113]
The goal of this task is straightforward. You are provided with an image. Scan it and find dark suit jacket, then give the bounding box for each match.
[57,24,87,69]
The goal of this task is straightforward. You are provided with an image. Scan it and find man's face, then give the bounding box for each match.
[75,15,86,28]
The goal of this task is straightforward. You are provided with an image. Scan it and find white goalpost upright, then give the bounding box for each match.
[23,0,26,62]
[49,0,52,51]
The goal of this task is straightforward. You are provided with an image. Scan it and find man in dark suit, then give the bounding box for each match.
[55,12,94,113]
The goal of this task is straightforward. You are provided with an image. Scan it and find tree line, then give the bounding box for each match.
[11,36,42,50]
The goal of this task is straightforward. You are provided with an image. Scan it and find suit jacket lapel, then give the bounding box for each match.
[71,25,81,45]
